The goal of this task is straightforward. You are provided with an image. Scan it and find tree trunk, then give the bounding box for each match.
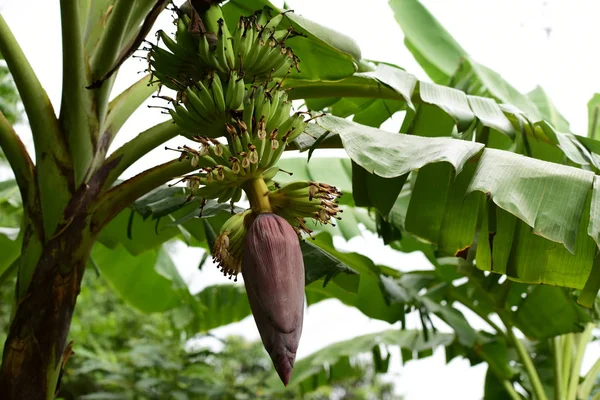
[0,169,114,398]
[0,219,93,399]
[0,153,116,398]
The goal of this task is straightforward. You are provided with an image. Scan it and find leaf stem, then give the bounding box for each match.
[562,333,573,394]
[500,379,522,400]
[91,157,199,232]
[59,0,95,185]
[91,0,134,122]
[243,178,272,214]
[104,75,156,138]
[89,75,159,176]
[566,323,594,400]
[0,113,34,200]
[0,14,72,237]
[283,79,400,101]
[500,315,548,400]
[102,120,182,189]
[447,290,505,337]
[0,15,65,150]
[579,349,600,399]
[553,336,564,400]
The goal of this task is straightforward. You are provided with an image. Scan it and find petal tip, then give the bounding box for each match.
[273,350,295,386]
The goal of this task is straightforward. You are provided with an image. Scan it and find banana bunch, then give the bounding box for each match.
[268,181,343,236]
[170,133,281,207]
[224,83,308,172]
[175,80,307,166]
[194,5,299,80]
[225,8,299,80]
[149,15,205,91]
[149,4,298,87]
[168,71,245,138]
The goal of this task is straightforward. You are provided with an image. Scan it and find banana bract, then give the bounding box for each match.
[242,213,305,386]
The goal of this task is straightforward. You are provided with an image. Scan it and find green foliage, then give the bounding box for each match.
[0,63,19,125]
[0,274,399,400]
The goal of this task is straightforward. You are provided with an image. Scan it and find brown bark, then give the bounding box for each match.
[0,219,92,399]
[0,164,115,399]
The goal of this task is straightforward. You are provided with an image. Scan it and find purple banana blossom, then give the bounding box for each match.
[242,213,305,386]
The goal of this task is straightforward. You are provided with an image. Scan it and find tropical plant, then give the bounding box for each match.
[1,0,600,398]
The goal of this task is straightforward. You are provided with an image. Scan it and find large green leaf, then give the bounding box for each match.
[317,114,483,178]
[291,63,596,173]
[352,161,407,217]
[389,0,545,124]
[97,186,234,254]
[0,179,22,278]
[277,157,353,194]
[468,148,593,253]
[301,240,358,287]
[388,0,467,83]
[194,284,252,332]
[0,63,20,124]
[305,233,404,324]
[284,13,361,61]
[464,60,543,121]
[527,86,570,132]
[587,93,600,141]
[91,243,188,313]
[514,286,591,339]
[317,115,600,295]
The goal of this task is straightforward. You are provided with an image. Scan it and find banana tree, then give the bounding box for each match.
[2,0,600,398]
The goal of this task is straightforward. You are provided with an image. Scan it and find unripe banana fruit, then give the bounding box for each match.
[269,180,343,235]
[149,4,298,86]
[168,71,246,138]
[169,79,309,197]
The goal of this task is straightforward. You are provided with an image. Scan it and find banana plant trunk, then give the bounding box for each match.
[0,185,99,399]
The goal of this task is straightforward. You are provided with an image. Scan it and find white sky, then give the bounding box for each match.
[2,0,600,399]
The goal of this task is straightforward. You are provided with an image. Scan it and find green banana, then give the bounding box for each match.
[184,88,213,123]
[238,21,256,69]
[226,72,245,111]
[224,73,236,110]
[157,30,193,59]
[265,138,286,169]
[276,181,312,193]
[258,131,277,169]
[194,183,229,200]
[197,33,213,66]
[170,109,198,133]
[255,7,270,28]
[215,21,231,72]
[261,166,280,181]
[267,99,292,133]
[210,73,227,113]
[231,186,243,204]
[242,94,255,136]
[193,79,218,115]
[201,4,223,34]
[263,13,285,33]
[175,16,197,53]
